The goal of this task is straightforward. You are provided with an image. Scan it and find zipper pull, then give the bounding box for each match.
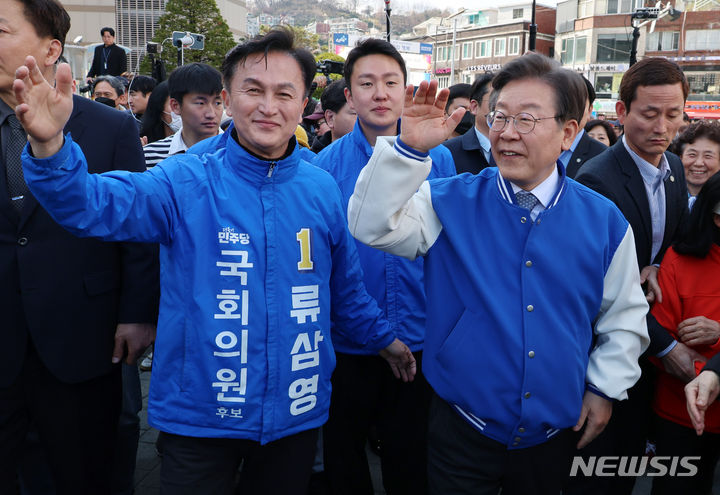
[267,162,277,178]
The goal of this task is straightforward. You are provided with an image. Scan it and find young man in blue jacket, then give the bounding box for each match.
[314,38,455,495]
[14,28,415,495]
[348,53,650,494]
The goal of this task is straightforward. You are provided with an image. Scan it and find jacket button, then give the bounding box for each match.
[527,305,534,312]
[518,427,526,433]
[528,350,535,358]
[524,392,531,399]
[17,237,28,246]
[520,217,527,223]
[514,436,522,442]
[576,157,582,163]
[512,441,519,446]
[525,260,532,267]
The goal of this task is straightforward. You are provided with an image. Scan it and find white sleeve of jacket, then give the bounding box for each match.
[347,136,443,260]
[586,225,650,400]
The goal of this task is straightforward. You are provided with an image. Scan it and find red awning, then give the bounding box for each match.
[686,110,720,120]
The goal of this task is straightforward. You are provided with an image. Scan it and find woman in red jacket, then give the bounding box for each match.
[651,171,720,495]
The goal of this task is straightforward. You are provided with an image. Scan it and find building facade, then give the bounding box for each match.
[61,0,247,75]
[555,0,720,118]
[424,4,556,88]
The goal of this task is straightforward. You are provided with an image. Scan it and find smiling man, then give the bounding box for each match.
[15,28,416,494]
[348,52,649,494]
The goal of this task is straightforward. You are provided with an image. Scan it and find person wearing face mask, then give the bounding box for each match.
[92,75,128,111]
[142,63,224,168]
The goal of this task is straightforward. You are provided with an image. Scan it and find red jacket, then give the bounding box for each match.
[652,245,720,432]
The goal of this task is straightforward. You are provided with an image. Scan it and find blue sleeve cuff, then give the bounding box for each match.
[655,339,678,359]
[586,383,618,403]
[22,133,72,171]
[395,137,429,161]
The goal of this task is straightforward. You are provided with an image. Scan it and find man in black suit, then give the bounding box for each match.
[563,76,606,178]
[86,27,127,82]
[443,73,494,174]
[567,58,691,495]
[0,0,158,492]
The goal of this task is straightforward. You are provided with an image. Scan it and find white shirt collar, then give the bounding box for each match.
[509,166,560,209]
[474,126,491,153]
[622,135,670,185]
[169,127,223,155]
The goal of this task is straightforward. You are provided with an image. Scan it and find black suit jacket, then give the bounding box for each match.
[443,127,491,175]
[565,131,608,178]
[575,140,688,355]
[87,44,127,78]
[0,95,158,386]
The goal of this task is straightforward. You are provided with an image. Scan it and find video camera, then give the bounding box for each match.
[316,60,344,76]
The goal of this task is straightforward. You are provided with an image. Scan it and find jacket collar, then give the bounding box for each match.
[496,161,567,211]
[348,119,402,157]
[223,128,301,185]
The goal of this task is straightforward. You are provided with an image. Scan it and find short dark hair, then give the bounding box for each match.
[321,79,348,113]
[101,27,115,37]
[674,172,720,258]
[469,72,494,104]
[675,120,720,156]
[582,76,595,105]
[619,58,689,112]
[93,75,125,98]
[222,27,316,97]
[446,83,472,112]
[585,119,617,146]
[344,38,407,91]
[129,75,157,95]
[490,52,586,124]
[19,0,70,52]
[168,62,222,104]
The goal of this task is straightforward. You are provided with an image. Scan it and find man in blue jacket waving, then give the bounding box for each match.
[14,28,415,495]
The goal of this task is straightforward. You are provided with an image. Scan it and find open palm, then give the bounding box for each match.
[398,79,466,153]
[13,56,73,152]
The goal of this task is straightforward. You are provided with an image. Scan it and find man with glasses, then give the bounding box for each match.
[443,72,494,174]
[348,52,649,494]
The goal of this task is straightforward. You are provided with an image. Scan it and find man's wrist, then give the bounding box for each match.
[28,133,64,159]
[396,135,430,159]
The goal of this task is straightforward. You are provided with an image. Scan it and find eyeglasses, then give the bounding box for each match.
[487,111,559,134]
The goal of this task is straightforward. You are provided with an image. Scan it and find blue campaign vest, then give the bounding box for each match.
[23,134,393,444]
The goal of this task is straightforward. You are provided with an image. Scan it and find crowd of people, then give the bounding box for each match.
[4,0,720,494]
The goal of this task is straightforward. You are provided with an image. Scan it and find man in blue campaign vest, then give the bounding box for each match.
[314,38,454,495]
[14,28,416,495]
[349,53,650,494]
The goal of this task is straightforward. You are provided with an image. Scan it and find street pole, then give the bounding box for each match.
[385,0,391,42]
[629,24,640,65]
[450,18,457,84]
[529,0,537,51]
[175,39,183,67]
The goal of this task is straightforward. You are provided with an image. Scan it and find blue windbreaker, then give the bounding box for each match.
[314,121,456,353]
[22,134,395,444]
